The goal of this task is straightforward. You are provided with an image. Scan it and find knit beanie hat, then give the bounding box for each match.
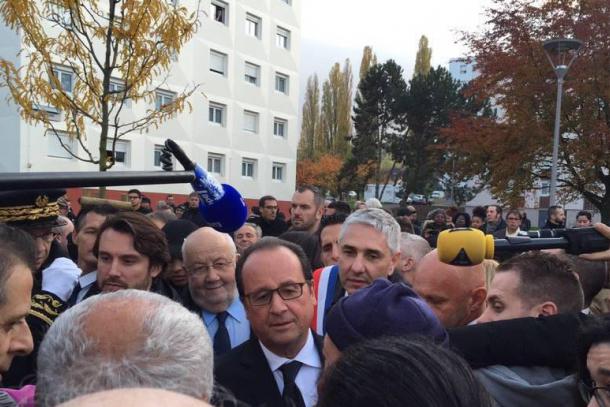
[325,279,448,351]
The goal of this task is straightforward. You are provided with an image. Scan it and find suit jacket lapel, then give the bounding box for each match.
[241,339,284,406]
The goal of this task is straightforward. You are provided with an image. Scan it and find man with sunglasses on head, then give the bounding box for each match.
[215,238,322,407]
[183,227,250,356]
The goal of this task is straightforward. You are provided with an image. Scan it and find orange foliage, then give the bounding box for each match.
[296,154,343,194]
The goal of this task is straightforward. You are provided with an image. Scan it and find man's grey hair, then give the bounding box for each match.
[339,208,401,254]
[400,232,431,262]
[36,290,213,406]
[236,222,263,239]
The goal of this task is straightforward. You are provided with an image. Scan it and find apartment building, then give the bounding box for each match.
[0,0,301,205]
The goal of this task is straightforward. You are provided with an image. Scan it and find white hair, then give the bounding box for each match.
[400,232,431,263]
[235,223,263,239]
[365,198,383,209]
[339,208,401,254]
[36,290,213,406]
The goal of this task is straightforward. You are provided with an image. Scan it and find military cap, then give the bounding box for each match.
[0,189,67,229]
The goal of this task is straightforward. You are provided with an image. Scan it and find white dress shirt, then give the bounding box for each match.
[75,271,98,303]
[260,331,322,407]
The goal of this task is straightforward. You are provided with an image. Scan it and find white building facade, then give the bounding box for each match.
[0,0,301,203]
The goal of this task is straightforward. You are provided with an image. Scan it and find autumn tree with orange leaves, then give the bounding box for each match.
[296,154,343,196]
[443,0,610,220]
[0,0,201,177]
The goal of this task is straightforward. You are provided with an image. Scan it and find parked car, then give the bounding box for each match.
[430,190,445,201]
[409,193,427,204]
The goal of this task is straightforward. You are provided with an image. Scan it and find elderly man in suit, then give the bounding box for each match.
[215,238,322,407]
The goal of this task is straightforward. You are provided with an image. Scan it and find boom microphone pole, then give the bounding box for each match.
[437,227,610,266]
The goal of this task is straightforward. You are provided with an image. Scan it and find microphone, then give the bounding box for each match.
[163,139,248,233]
[437,227,610,266]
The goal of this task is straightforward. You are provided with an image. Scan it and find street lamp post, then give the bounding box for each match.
[543,38,582,207]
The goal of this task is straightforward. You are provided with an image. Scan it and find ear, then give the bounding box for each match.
[150,263,163,279]
[307,281,317,306]
[402,257,415,273]
[387,251,401,276]
[469,287,487,312]
[316,205,324,220]
[536,301,558,317]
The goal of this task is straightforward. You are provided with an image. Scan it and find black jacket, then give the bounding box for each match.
[214,333,323,407]
[248,216,289,237]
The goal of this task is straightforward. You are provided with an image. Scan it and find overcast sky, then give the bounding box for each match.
[299,0,495,101]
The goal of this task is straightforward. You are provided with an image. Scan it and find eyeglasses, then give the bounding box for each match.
[579,380,610,407]
[244,282,307,306]
[185,260,233,277]
[507,217,521,221]
[127,195,140,200]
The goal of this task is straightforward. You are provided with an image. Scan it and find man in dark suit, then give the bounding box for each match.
[215,238,322,407]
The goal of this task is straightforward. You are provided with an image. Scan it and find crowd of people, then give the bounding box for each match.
[0,184,610,406]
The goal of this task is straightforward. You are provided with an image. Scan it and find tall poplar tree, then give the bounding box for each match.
[319,59,353,157]
[298,74,321,160]
[414,35,432,76]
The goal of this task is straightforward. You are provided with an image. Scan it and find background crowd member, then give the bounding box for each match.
[69,204,119,305]
[148,210,177,229]
[290,185,325,234]
[183,228,249,355]
[216,238,322,407]
[161,219,198,303]
[323,279,447,367]
[127,189,149,214]
[421,209,451,248]
[317,336,492,407]
[54,215,74,253]
[395,207,416,234]
[471,206,487,231]
[412,249,486,328]
[324,201,351,217]
[485,205,506,234]
[520,211,532,231]
[36,290,214,406]
[364,198,382,209]
[452,212,471,228]
[248,195,288,237]
[318,213,348,267]
[181,192,208,227]
[474,251,585,406]
[575,210,593,228]
[544,205,566,229]
[493,209,525,238]
[233,223,262,255]
[395,232,431,285]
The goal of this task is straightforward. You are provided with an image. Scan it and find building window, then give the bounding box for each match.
[275,73,289,94]
[244,62,260,86]
[245,13,261,38]
[276,27,290,49]
[540,180,550,197]
[51,66,74,93]
[155,89,175,110]
[47,130,76,159]
[460,64,468,74]
[272,162,285,181]
[208,102,225,126]
[207,153,224,175]
[243,110,259,133]
[211,0,228,25]
[210,50,227,76]
[273,118,287,138]
[153,144,164,167]
[241,158,256,178]
[109,78,130,107]
[106,139,130,166]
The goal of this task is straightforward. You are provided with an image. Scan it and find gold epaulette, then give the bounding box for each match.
[29,292,64,327]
